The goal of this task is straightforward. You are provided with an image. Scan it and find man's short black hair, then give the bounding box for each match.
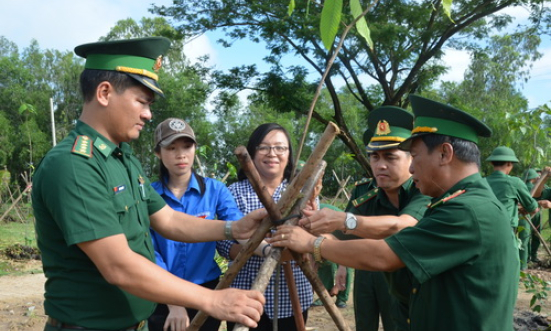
[490,161,508,167]
[80,69,141,103]
[421,134,481,166]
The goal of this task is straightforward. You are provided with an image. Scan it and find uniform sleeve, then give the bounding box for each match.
[38,154,123,245]
[540,187,551,200]
[385,201,482,284]
[147,186,166,215]
[399,189,430,220]
[517,178,538,213]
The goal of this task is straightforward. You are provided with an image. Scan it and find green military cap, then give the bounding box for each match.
[362,128,374,147]
[486,146,519,163]
[401,95,492,149]
[523,168,539,181]
[74,37,171,97]
[366,106,413,152]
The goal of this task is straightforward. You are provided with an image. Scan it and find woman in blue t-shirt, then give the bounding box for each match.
[148,118,243,331]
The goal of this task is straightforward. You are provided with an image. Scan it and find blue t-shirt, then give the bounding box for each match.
[150,173,243,284]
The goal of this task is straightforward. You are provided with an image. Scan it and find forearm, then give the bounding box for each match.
[348,214,418,239]
[151,205,228,243]
[80,236,216,311]
[320,238,404,272]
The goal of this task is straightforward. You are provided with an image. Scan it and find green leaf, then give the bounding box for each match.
[320,0,342,50]
[18,103,36,115]
[441,0,455,23]
[227,162,237,178]
[349,0,373,50]
[530,295,537,307]
[288,0,295,16]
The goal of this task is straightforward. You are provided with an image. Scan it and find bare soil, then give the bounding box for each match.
[0,259,550,331]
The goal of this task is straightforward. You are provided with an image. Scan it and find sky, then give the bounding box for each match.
[2,0,550,109]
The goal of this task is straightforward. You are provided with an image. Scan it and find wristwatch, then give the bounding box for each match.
[344,212,357,233]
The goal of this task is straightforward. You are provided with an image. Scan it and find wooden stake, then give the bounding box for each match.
[188,123,348,331]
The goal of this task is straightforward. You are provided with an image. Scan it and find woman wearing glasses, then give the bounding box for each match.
[218,123,312,331]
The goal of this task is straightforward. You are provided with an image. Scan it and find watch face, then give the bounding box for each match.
[346,214,357,230]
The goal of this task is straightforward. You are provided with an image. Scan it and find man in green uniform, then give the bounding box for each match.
[272,95,520,331]
[529,167,551,263]
[484,146,538,270]
[523,169,547,263]
[32,37,266,331]
[298,106,430,331]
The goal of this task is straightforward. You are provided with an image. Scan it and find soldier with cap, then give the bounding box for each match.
[526,167,551,263]
[32,37,266,331]
[271,95,520,331]
[522,168,551,264]
[484,146,538,270]
[294,106,430,331]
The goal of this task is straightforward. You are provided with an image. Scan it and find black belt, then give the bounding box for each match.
[47,317,146,330]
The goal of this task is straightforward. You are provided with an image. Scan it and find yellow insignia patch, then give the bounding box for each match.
[429,189,466,209]
[376,120,391,135]
[352,188,378,208]
[71,135,93,158]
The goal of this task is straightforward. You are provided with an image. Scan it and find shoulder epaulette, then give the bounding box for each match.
[352,187,379,208]
[71,135,93,158]
[354,177,373,186]
[428,189,466,209]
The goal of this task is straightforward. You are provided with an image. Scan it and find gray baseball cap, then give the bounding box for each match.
[154,118,196,147]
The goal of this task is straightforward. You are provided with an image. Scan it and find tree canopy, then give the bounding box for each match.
[153,0,550,173]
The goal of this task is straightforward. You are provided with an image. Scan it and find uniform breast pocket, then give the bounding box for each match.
[111,188,137,219]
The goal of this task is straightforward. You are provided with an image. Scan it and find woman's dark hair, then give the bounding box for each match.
[421,134,481,166]
[155,139,206,196]
[237,123,295,181]
[80,69,141,103]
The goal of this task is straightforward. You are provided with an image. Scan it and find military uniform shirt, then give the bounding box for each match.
[342,177,429,301]
[386,173,519,331]
[485,170,538,227]
[32,121,166,329]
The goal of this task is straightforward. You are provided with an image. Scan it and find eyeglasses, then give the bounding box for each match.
[256,145,289,155]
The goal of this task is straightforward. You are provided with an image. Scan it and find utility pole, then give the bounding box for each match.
[50,98,56,146]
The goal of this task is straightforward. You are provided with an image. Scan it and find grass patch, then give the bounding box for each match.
[0,219,37,251]
[0,214,42,276]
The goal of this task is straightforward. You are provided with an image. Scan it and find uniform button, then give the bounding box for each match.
[145,232,149,237]
[125,206,128,211]
[412,288,417,294]
[407,318,410,324]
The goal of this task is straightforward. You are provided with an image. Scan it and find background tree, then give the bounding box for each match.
[437,32,551,175]
[153,0,549,173]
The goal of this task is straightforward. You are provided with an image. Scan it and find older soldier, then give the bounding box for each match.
[298,106,430,331]
[271,95,519,331]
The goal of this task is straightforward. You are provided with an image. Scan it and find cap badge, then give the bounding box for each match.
[153,55,163,72]
[376,120,391,135]
[169,119,186,132]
